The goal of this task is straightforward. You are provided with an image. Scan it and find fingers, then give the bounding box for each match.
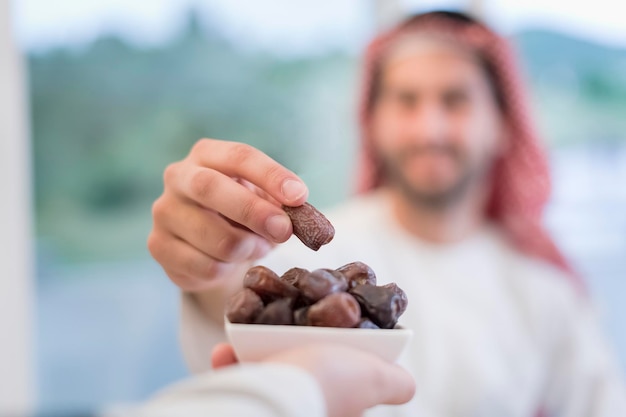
[154,196,273,263]
[167,164,294,243]
[347,352,415,408]
[190,139,308,206]
[147,229,239,291]
[150,138,307,290]
[330,350,415,415]
[211,343,239,369]
[263,345,415,417]
[371,363,416,406]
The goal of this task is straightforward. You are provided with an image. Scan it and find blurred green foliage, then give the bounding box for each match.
[28,12,626,264]
[514,30,626,145]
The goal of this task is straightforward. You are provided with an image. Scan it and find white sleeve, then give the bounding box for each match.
[543,298,626,416]
[179,292,227,374]
[119,364,326,417]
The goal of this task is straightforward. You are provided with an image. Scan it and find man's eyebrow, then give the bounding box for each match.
[441,83,479,96]
[443,81,473,90]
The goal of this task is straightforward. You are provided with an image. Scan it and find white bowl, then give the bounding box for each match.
[225,319,413,363]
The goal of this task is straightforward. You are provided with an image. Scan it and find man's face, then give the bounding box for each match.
[370,38,504,208]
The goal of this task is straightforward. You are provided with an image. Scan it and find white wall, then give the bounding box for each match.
[0,0,35,413]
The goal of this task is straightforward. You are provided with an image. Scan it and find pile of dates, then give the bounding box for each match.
[226,262,407,329]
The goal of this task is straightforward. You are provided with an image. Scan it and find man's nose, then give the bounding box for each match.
[407,103,448,144]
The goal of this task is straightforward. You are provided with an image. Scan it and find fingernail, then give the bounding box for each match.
[265,214,291,241]
[281,179,307,203]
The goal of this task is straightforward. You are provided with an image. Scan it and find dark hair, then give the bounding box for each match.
[402,10,481,26]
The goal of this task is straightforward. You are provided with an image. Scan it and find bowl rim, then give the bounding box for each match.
[224,317,412,334]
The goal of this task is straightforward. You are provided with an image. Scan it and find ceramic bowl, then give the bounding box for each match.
[225,319,413,363]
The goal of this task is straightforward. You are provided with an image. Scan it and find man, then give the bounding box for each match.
[148,11,626,416]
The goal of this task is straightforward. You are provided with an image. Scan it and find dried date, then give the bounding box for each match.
[243,265,299,303]
[296,268,348,303]
[225,289,264,324]
[283,202,335,251]
[280,267,310,287]
[293,306,311,326]
[349,284,403,329]
[381,282,408,316]
[336,261,377,288]
[254,298,294,325]
[225,262,408,330]
[308,292,361,328]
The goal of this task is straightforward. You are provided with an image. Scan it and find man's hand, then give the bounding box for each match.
[212,343,416,417]
[148,139,308,292]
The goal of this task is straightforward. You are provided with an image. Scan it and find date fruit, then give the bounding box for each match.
[244,265,299,303]
[280,267,310,287]
[337,261,377,288]
[296,268,348,303]
[254,298,294,325]
[225,289,264,324]
[283,202,335,251]
[382,282,408,316]
[308,292,361,328]
[349,284,403,329]
[225,262,407,330]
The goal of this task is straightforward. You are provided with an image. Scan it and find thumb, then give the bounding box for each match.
[211,343,239,369]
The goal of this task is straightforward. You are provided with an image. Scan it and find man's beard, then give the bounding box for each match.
[378,143,491,211]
